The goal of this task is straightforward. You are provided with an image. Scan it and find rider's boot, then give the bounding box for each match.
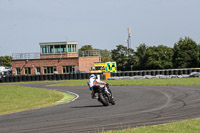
[91,92,98,99]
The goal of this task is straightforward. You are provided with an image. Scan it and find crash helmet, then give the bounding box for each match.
[90,74,96,79]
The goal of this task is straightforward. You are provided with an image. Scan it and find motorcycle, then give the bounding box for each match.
[93,83,115,106]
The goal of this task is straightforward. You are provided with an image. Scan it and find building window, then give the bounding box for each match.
[16,68,20,75]
[54,45,60,53]
[60,45,66,53]
[25,67,31,75]
[63,66,75,73]
[36,67,41,74]
[68,45,71,52]
[67,44,77,53]
[41,45,54,53]
[43,66,56,74]
[50,46,54,53]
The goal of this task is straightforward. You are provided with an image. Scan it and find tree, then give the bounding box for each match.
[79,45,112,62]
[0,56,12,66]
[135,43,148,70]
[79,45,93,51]
[99,49,112,62]
[173,37,199,68]
[144,45,173,69]
[111,45,136,71]
[78,45,96,57]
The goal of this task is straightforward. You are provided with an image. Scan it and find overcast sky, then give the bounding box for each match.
[0,0,200,56]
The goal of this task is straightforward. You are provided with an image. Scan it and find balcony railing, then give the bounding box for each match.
[12,53,40,60]
[12,50,101,60]
[78,50,100,57]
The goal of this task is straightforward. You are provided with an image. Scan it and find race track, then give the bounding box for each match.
[1,83,200,133]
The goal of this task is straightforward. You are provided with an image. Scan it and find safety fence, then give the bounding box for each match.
[111,68,200,77]
[0,73,105,83]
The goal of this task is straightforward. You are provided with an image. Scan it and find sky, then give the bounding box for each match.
[0,0,200,56]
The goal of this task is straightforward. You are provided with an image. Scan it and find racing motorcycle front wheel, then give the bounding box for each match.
[98,92,109,106]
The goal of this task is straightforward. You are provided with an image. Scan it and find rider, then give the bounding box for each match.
[87,74,109,99]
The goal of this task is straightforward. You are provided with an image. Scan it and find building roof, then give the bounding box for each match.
[39,41,78,46]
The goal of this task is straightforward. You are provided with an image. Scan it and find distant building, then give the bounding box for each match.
[11,41,101,75]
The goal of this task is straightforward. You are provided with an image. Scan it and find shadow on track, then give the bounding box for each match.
[71,105,105,108]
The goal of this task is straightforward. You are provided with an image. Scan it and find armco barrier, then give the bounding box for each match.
[110,68,200,78]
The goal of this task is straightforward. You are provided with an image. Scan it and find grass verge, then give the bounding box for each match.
[0,80,65,85]
[104,118,200,133]
[50,78,200,86]
[0,85,74,115]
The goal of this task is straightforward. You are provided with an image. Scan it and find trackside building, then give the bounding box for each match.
[11,41,101,75]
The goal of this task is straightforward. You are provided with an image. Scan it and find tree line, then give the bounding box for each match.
[80,37,200,71]
[1,37,200,71]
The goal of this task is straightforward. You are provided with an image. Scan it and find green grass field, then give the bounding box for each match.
[0,85,74,115]
[50,78,200,86]
[104,118,200,133]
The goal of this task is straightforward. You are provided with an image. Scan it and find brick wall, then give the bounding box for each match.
[11,56,101,75]
[78,56,101,72]
[12,58,79,75]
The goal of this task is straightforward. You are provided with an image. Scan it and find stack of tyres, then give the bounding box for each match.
[173,70,178,75]
[116,72,120,77]
[22,75,26,82]
[178,70,183,75]
[39,75,43,81]
[77,73,81,79]
[31,75,36,81]
[86,73,90,79]
[5,77,9,82]
[139,71,143,76]
[165,70,169,75]
[70,74,73,79]
[187,70,192,75]
[56,74,60,80]
[1,77,5,83]
[52,75,56,80]
[43,75,47,81]
[9,76,13,82]
[74,74,77,80]
[36,75,39,81]
[64,74,69,80]
[142,71,146,76]
[18,76,22,82]
[47,75,52,80]
[81,73,85,79]
[151,71,155,76]
[60,74,64,80]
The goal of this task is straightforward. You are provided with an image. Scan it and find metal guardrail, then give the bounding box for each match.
[12,53,40,60]
[78,50,100,57]
[111,68,200,77]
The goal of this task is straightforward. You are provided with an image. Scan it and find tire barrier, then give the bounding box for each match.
[108,73,200,80]
[108,69,200,80]
[0,69,199,83]
[0,73,106,83]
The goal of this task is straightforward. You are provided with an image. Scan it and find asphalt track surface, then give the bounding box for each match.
[1,84,200,133]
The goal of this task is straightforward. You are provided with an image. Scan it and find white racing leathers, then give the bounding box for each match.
[87,78,109,98]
